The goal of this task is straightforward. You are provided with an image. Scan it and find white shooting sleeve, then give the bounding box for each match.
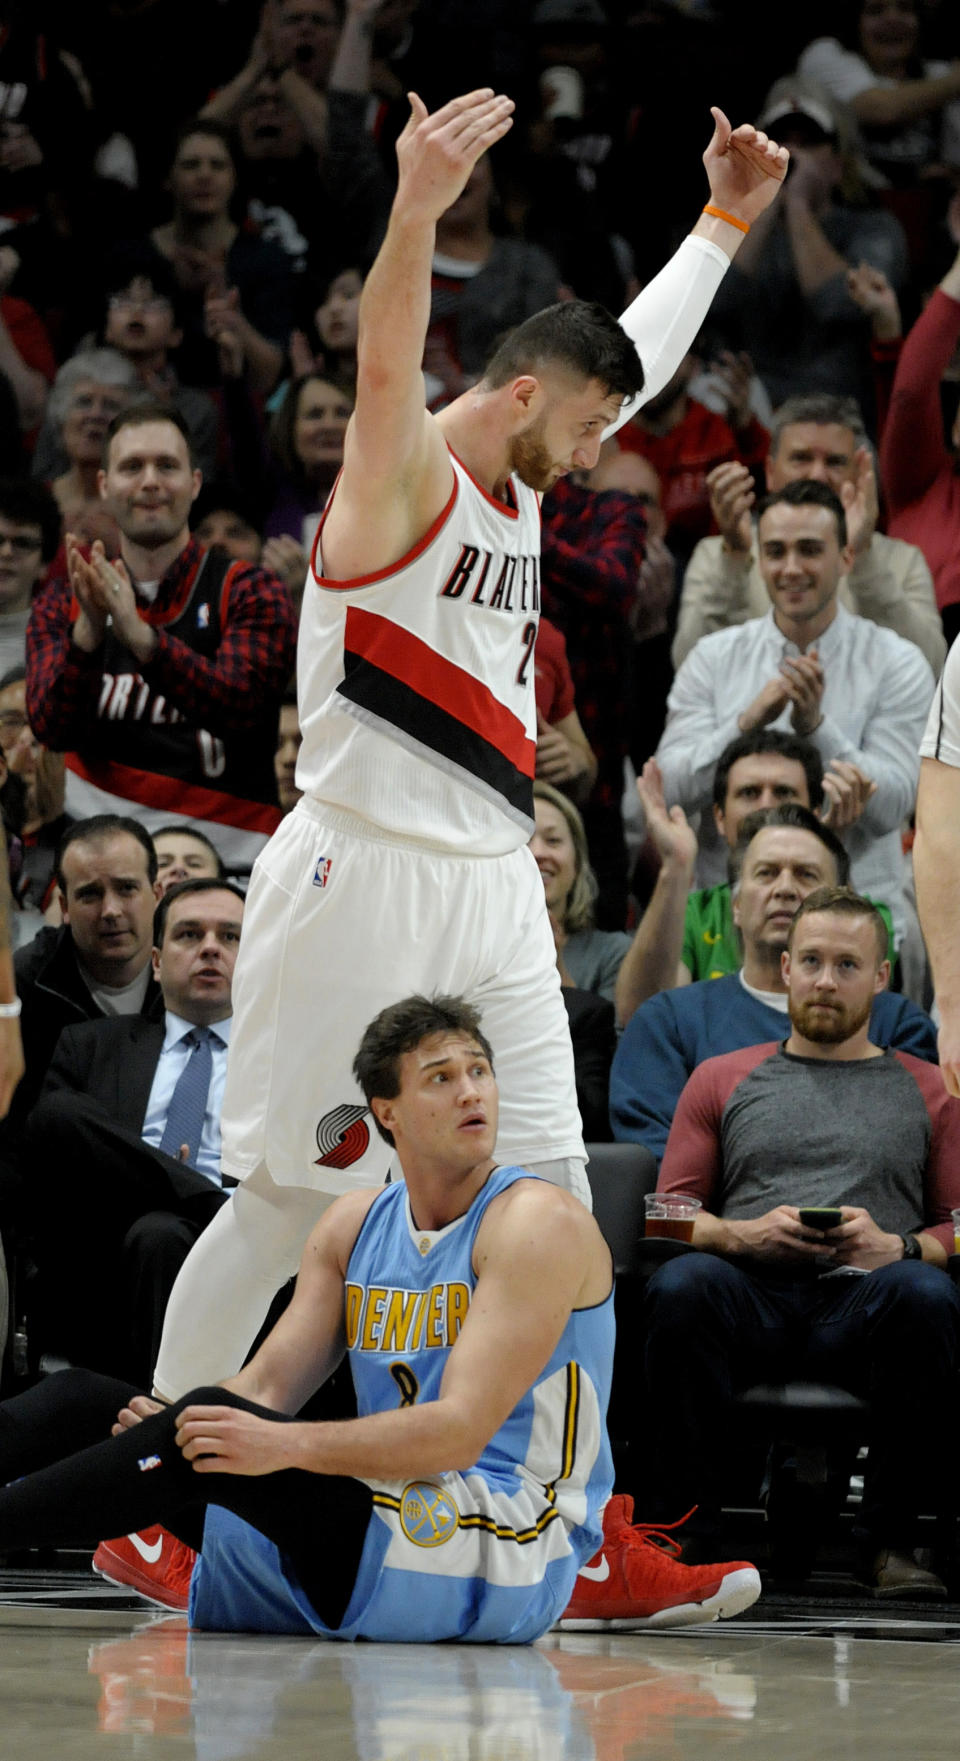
[605,235,730,437]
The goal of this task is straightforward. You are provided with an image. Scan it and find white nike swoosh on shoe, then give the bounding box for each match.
[128,1533,164,1564]
[579,1555,610,1582]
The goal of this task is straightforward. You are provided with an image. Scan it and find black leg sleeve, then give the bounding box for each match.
[0,1373,372,1627]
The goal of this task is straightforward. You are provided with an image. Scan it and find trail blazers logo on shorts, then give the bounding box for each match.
[315,1103,370,1169]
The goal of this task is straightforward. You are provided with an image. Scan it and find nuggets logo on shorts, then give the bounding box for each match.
[312,856,333,888]
[315,1103,370,1169]
[399,1481,459,1548]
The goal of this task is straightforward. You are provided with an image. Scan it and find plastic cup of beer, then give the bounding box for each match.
[644,1194,701,1242]
[952,1208,960,1258]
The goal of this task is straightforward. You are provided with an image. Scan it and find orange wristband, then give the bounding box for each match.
[702,204,750,234]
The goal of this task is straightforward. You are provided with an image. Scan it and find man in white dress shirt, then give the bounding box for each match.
[656,479,934,954]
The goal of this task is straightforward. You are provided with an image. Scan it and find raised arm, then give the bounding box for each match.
[321,89,514,580]
[607,109,788,438]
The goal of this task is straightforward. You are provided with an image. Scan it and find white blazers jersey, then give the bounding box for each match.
[300,449,542,855]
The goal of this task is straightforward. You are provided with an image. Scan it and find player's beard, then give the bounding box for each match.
[788,991,873,1045]
[508,416,560,492]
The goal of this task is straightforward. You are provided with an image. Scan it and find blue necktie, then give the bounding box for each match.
[159,1027,214,1169]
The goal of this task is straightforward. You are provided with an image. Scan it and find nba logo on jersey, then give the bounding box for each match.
[399,1482,459,1547]
[196,602,210,630]
[313,856,333,889]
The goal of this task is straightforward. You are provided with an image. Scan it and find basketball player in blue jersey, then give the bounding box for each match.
[0,996,760,1635]
[142,92,790,1467]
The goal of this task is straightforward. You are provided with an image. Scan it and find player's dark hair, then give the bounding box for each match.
[787,884,888,966]
[153,875,246,948]
[355,994,494,1147]
[728,803,850,891]
[103,402,198,470]
[55,814,158,892]
[755,477,848,547]
[479,301,645,403]
[712,729,824,814]
[152,823,226,877]
[0,478,62,565]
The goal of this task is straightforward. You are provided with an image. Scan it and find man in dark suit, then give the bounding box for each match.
[24,876,245,1382]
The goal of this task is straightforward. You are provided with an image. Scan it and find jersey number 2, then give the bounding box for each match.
[516,620,537,687]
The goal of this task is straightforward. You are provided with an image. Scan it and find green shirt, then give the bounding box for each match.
[681,884,895,982]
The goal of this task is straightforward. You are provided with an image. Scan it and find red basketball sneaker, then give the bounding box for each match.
[559,1497,762,1630]
[92,1526,196,1612]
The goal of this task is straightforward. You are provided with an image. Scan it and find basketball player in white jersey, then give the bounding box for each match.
[147,88,788,1411]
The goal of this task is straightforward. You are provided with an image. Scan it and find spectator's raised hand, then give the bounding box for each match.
[711,349,755,434]
[738,673,791,732]
[66,532,108,650]
[840,447,879,555]
[205,285,246,378]
[262,534,309,596]
[289,328,318,379]
[820,759,876,830]
[0,123,43,173]
[702,108,789,226]
[846,261,902,341]
[634,757,698,872]
[635,533,675,626]
[779,649,824,735]
[707,460,755,554]
[536,711,584,787]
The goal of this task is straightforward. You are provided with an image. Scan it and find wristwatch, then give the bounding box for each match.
[899,1233,922,1261]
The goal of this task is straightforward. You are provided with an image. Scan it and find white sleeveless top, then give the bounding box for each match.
[298,449,542,854]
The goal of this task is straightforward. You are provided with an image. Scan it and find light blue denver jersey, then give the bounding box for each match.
[191,1166,615,1641]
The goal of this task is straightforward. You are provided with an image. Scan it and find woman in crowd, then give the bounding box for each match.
[264,371,353,548]
[149,120,294,396]
[531,781,631,1002]
[798,0,960,189]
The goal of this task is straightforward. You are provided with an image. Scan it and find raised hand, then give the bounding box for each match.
[820,759,876,830]
[395,89,515,227]
[711,349,756,434]
[702,108,789,226]
[846,261,902,341]
[66,532,108,651]
[738,673,791,733]
[635,757,698,872]
[706,459,755,554]
[840,447,879,555]
[779,649,824,735]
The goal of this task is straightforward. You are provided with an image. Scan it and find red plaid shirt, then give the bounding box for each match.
[26,535,297,748]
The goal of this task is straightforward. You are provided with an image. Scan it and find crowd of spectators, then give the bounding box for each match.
[2,0,960,1587]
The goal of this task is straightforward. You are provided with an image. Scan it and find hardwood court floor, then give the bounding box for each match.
[2,1565,960,1759]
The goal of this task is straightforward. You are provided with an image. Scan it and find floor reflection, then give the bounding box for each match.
[85,1617,759,1759]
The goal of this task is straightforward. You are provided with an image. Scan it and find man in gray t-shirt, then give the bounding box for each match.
[644,887,960,1598]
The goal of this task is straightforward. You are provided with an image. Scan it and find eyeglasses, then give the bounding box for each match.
[0,532,41,554]
[108,294,173,314]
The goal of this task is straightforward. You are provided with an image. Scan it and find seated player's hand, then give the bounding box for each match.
[111,1395,166,1437]
[174,1404,296,1475]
